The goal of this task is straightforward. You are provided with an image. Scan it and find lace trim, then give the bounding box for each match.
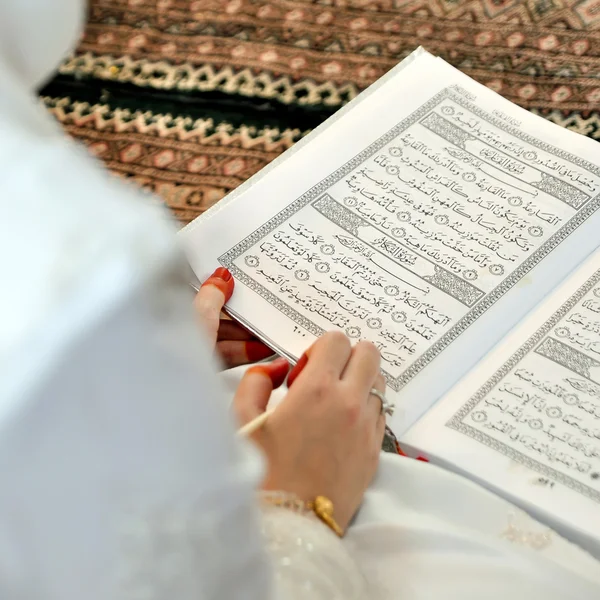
[500,511,553,551]
[259,490,314,517]
[260,505,368,599]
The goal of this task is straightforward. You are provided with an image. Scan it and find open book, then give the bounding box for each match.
[180,49,600,556]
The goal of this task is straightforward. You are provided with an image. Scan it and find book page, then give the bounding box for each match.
[180,50,600,432]
[401,250,600,555]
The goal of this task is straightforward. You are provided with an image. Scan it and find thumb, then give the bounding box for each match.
[194,267,234,346]
[233,358,289,426]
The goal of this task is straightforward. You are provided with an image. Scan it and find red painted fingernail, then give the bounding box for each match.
[201,267,235,302]
[213,267,232,282]
[248,357,290,388]
[267,357,291,388]
[245,341,275,363]
[287,352,308,388]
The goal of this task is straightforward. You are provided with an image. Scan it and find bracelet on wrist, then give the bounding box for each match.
[260,491,345,537]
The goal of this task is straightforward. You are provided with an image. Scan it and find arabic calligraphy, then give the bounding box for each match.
[243,219,455,378]
[442,106,598,195]
[227,93,600,390]
[459,282,600,488]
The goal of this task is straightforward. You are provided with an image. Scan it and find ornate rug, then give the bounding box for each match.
[43,0,600,226]
[42,1,600,454]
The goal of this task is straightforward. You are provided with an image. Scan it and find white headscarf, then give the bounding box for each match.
[0,0,175,370]
[0,0,89,367]
[0,3,270,599]
[0,0,84,90]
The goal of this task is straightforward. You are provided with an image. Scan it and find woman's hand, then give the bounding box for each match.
[195,267,274,369]
[234,331,386,532]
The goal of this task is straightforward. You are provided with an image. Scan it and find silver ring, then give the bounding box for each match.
[369,388,395,416]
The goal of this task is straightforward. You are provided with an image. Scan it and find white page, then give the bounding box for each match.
[402,250,600,555]
[180,50,600,432]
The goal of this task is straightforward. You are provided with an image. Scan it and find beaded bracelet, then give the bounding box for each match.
[261,491,344,537]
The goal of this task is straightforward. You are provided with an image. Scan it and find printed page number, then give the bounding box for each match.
[293,325,307,338]
[532,477,556,489]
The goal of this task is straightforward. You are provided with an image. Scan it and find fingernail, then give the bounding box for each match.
[213,267,232,282]
[248,357,290,388]
[201,267,235,302]
[268,357,291,388]
[287,352,308,388]
[246,341,275,363]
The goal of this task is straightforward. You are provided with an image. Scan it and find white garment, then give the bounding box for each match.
[225,366,600,600]
[1,1,599,598]
[0,2,363,599]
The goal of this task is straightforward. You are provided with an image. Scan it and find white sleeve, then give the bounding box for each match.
[0,96,368,598]
[261,506,368,599]
[0,256,272,600]
[0,254,367,600]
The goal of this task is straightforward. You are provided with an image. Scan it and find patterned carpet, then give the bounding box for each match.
[43,0,600,226]
[42,0,600,455]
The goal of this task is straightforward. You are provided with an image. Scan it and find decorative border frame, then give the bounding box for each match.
[447,270,600,503]
[311,193,485,307]
[220,87,600,390]
[535,336,600,380]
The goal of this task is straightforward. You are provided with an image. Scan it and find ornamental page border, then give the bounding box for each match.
[220,87,600,391]
[447,269,600,503]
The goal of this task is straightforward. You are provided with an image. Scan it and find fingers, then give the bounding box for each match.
[217,320,255,342]
[294,331,353,384]
[364,373,387,456]
[286,351,308,388]
[203,267,234,302]
[233,358,290,426]
[342,341,381,395]
[367,372,387,422]
[233,369,273,427]
[287,336,381,392]
[217,340,275,369]
[195,268,234,345]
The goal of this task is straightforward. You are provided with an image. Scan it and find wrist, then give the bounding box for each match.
[259,491,345,537]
